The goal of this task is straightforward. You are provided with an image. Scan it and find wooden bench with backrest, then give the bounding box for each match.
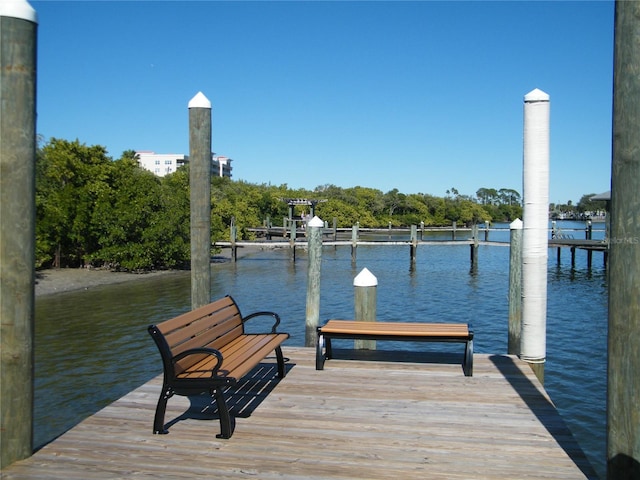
[316,320,473,376]
[148,295,289,439]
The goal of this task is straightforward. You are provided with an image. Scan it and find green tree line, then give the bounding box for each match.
[36,138,525,271]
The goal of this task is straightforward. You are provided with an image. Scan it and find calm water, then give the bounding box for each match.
[34,221,608,478]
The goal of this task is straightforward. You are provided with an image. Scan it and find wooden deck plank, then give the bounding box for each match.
[2,348,597,479]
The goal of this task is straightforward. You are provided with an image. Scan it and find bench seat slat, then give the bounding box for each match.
[320,320,470,338]
[177,333,289,381]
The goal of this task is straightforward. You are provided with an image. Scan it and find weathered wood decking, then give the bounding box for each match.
[2,348,596,479]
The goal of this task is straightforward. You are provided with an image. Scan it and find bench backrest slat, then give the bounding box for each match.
[153,296,245,372]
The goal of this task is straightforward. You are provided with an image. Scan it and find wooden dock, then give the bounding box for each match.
[2,347,597,479]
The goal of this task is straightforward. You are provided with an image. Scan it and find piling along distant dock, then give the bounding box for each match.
[3,347,597,479]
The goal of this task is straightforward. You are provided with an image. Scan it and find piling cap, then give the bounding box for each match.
[354,268,378,287]
[510,218,523,230]
[307,216,324,228]
[524,88,549,102]
[188,91,212,109]
[0,0,38,22]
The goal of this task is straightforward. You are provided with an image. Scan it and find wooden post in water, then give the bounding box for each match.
[470,224,478,271]
[452,221,457,240]
[520,88,550,385]
[0,0,37,468]
[608,2,640,476]
[508,219,523,355]
[351,224,358,264]
[305,216,324,347]
[230,221,237,262]
[586,220,593,269]
[354,268,377,350]
[410,225,418,267]
[290,218,296,262]
[188,92,212,309]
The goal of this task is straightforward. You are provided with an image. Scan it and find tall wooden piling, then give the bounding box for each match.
[0,0,38,468]
[351,224,359,264]
[354,268,377,350]
[410,224,418,266]
[520,88,550,385]
[305,216,324,347]
[470,224,479,271]
[608,1,640,477]
[508,219,523,355]
[188,92,212,309]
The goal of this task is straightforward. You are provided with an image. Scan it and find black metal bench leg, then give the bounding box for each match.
[153,385,172,434]
[214,387,234,439]
[275,346,286,378]
[463,339,474,376]
[316,333,326,370]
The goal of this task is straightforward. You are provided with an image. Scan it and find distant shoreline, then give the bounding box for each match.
[35,268,185,297]
[33,246,270,297]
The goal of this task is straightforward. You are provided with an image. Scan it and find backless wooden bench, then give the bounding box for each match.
[148,295,289,439]
[316,320,473,376]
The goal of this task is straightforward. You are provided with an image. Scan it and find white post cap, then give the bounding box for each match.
[524,88,549,103]
[354,268,378,287]
[307,216,324,228]
[510,218,523,230]
[0,0,37,22]
[188,91,211,109]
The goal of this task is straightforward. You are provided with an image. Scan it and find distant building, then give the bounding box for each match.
[212,155,232,178]
[135,151,233,179]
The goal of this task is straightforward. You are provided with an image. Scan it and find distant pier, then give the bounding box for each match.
[217,225,608,268]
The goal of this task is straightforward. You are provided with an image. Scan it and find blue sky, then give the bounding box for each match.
[32,1,614,205]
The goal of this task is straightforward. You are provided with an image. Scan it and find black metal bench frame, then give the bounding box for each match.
[316,320,473,376]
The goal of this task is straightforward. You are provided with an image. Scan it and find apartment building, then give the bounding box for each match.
[136,151,233,178]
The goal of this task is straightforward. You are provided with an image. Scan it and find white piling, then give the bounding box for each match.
[354,268,378,350]
[520,88,550,384]
[305,216,324,347]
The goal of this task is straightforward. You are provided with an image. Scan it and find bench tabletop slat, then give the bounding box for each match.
[320,320,470,337]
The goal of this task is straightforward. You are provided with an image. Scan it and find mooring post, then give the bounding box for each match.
[484,220,490,241]
[354,268,377,350]
[290,218,296,261]
[520,88,550,385]
[230,221,237,263]
[586,220,593,269]
[410,225,418,266]
[188,92,212,309]
[0,0,37,468]
[508,219,523,355]
[608,2,640,476]
[420,221,425,240]
[452,221,457,240]
[332,217,338,241]
[305,216,324,347]
[351,224,358,264]
[470,224,479,270]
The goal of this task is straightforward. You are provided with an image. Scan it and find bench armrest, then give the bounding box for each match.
[172,347,224,377]
[242,311,282,333]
